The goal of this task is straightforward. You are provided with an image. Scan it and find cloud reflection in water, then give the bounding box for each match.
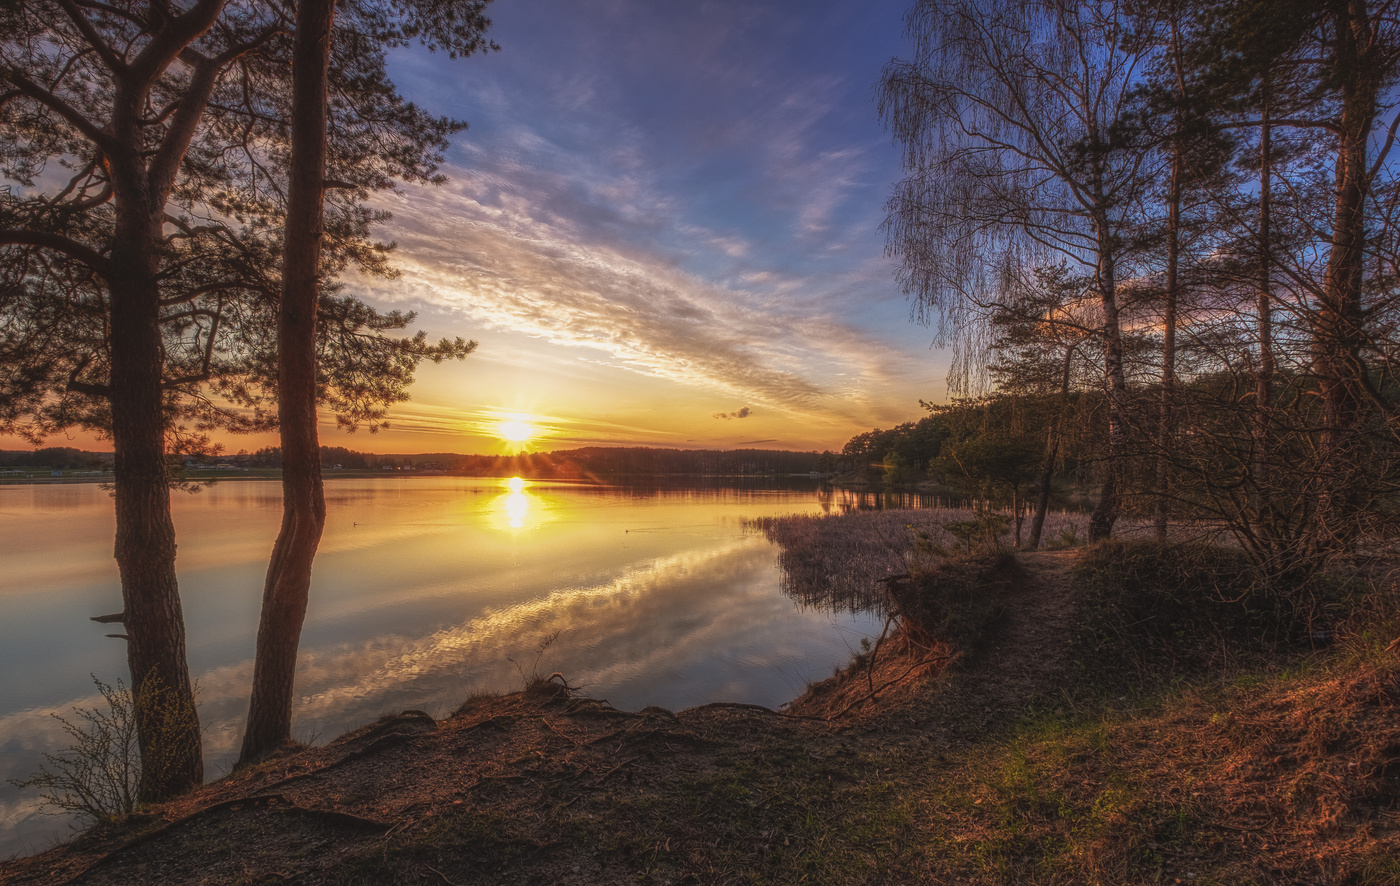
[0,479,882,856]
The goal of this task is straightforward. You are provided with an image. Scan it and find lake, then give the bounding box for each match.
[0,477,886,856]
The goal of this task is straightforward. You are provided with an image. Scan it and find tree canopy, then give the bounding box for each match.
[881,0,1400,570]
[0,0,492,799]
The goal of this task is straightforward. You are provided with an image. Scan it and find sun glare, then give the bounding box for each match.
[494,476,545,531]
[497,418,535,443]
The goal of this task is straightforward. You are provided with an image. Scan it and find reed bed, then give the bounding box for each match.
[747,507,1091,613]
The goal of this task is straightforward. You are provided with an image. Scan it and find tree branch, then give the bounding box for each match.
[162,372,214,388]
[148,26,282,201]
[160,308,220,324]
[0,230,113,279]
[127,0,226,88]
[66,380,111,397]
[1,71,118,154]
[159,281,259,306]
[71,0,147,28]
[55,0,127,73]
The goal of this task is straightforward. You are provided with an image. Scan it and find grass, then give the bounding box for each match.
[1068,539,1372,695]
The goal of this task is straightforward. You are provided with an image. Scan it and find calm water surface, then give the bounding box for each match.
[0,477,882,855]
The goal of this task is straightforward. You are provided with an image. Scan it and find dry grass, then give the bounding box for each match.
[897,649,1400,885]
[747,506,1087,613]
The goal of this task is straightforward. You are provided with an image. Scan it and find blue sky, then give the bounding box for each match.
[355,0,954,453]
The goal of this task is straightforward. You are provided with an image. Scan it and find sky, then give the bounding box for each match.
[15,0,953,456]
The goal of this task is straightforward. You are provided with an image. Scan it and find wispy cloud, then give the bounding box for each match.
[356,0,941,446]
[359,166,918,429]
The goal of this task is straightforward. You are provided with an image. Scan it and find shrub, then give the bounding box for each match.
[1072,540,1358,685]
[885,550,1017,655]
[943,512,1010,554]
[8,673,202,823]
[131,672,202,800]
[9,676,139,823]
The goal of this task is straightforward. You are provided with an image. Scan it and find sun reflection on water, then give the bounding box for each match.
[494,476,545,531]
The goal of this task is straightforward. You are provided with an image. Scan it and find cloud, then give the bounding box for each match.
[351,1,945,439]
[712,406,753,420]
[357,167,921,429]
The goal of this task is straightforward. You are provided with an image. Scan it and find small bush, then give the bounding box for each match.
[131,672,202,799]
[8,676,139,823]
[8,672,202,823]
[1046,522,1080,550]
[943,512,1010,554]
[885,550,1017,655]
[1072,540,1358,685]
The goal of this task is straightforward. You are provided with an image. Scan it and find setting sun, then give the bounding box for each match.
[497,418,535,443]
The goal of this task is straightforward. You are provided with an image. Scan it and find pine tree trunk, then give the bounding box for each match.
[1254,102,1276,553]
[239,0,333,763]
[1028,344,1073,550]
[1314,0,1375,552]
[93,1,232,801]
[109,216,204,802]
[1155,135,1181,540]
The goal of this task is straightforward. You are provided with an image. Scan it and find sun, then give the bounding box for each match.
[497,418,535,444]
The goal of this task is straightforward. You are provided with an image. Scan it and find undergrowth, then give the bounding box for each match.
[886,549,1017,655]
[8,673,202,826]
[7,540,1397,886]
[7,677,140,824]
[1070,539,1365,691]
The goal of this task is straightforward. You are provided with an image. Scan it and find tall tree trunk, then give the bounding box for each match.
[239,0,334,763]
[1012,483,1023,548]
[1155,134,1181,540]
[1090,214,1127,542]
[109,215,204,801]
[1254,98,1276,553]
[92,0,233,801]
[1314,0,1376,551]
[1028,343,1073,550]
[1155,10,1190,542]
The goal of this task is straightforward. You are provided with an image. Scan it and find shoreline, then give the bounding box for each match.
[0,470,830,486]
[3,547,1394,884]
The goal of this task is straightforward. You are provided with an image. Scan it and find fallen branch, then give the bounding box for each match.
[262,732,416,791]
[426,863,462,886]
[592,755,640,785]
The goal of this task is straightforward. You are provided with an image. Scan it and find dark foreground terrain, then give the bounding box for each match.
[3,545,1398,885]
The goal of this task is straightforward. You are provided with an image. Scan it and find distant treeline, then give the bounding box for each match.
[240,445,826,477]
[840,415,950,479]
[1,444,829,477]
[0,447,110,469]
[838,396,1095,494]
